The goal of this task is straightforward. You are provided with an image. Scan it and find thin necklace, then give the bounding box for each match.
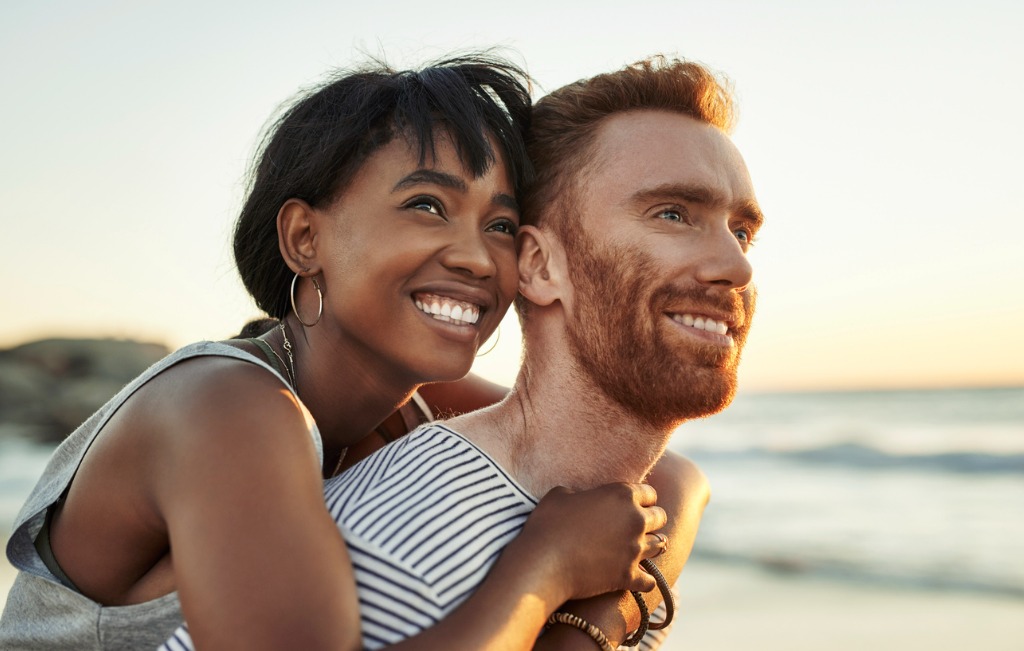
[279,321,347,476]
[277,321,297,391]
[265,335,293,389]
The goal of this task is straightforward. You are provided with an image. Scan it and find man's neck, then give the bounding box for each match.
[448,358,675,497]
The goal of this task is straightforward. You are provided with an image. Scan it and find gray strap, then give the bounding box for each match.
[33,501,80,591]
[245,338,284,377]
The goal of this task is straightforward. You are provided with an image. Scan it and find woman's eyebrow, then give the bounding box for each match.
[493,192,519,212]
[393,170,468,192]
[395,169,519,213]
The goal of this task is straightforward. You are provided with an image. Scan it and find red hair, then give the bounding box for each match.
[524,56,736,236]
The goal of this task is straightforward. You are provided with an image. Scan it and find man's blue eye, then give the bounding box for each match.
[659,210,684,222]
[734,228,757,248]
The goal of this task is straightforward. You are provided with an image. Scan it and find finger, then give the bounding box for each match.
[545,485,571,498]
[643,505,668,533]
[629,566,657,593]
[642,532,668,559]
[631,482,658,507]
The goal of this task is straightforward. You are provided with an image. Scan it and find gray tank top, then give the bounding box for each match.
[0,341,323,650]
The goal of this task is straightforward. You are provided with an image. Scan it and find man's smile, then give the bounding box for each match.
[667,311,738,347]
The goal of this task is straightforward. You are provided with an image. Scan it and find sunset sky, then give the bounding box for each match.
[2,0,1021,392]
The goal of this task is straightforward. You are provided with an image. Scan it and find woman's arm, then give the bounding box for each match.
[152,360,363,650]
[156,364,669,651]
[418,372,510,418]
[159,371,700,650]
[366,483,667,651]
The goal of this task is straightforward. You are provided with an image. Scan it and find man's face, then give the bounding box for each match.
[562,110,762,428]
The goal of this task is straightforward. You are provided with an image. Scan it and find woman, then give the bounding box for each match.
[1,56,700,650]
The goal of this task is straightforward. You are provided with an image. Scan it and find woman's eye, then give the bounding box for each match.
[407,197,444,216]
[487,219,519,236]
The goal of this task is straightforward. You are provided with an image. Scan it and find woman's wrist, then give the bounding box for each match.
[494,526,576,608]
[545,612,615,651]
[548,591,637,647]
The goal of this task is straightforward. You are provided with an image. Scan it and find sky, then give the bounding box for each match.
[1,0,1022,392]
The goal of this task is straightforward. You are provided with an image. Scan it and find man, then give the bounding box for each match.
[325,56,761,649]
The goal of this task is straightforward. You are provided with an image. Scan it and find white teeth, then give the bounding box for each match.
[673,313,730,336]
[414,294,482,326]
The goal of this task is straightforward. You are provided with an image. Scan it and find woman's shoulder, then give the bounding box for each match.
[154,343,311,440]
[111,340,320,481]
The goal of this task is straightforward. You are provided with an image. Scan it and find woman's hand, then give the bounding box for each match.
[535,452,710,650]
[379,482,667,651]
[507,482,668,604]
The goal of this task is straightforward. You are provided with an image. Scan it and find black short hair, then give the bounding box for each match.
[234,54,534,318]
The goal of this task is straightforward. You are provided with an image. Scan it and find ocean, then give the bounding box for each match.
[2,386,1023,602]
[669,386,1024,598]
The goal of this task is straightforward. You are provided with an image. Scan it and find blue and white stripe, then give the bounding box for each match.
[324,424,537,648]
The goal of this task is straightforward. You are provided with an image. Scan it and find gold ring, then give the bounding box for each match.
[651,532,668,556]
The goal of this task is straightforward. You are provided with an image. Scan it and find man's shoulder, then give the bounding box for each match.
[324,423,535,577]
[324,424,470,515]
[325,424,532,526]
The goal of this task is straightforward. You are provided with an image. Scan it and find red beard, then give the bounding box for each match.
[564,229,755,430]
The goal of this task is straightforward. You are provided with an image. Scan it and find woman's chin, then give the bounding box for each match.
[403,350,474,387]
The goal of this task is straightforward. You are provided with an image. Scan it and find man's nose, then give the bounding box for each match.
[695,226,753,291]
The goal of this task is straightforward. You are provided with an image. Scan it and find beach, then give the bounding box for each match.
[666,559,1024,651]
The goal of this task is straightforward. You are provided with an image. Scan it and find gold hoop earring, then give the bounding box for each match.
[290,273,323,327]
[476,326,501,357]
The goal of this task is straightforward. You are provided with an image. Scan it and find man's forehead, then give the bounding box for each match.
[587,109,756,205]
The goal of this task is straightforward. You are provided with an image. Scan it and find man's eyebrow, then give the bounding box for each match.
[630,182,764,228]
[394,169,519,214]
[393,170,468,192]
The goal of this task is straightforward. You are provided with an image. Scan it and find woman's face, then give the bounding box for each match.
[314,131,519,385]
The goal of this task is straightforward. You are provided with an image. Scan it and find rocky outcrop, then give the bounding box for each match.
[0,338,169,443]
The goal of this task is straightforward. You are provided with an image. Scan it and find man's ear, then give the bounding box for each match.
[277,198,322,275]
[517,225,567,307]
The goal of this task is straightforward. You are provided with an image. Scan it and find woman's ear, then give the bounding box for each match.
[517,225,566,308]
[277,198,322,275]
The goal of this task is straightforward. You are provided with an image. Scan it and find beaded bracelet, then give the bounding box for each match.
[546,612,615,651]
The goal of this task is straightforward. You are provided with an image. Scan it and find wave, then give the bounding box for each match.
[685,443,1024,474]
[691,549,1024,599]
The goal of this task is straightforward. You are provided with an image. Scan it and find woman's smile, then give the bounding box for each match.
[413,293,482,326]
